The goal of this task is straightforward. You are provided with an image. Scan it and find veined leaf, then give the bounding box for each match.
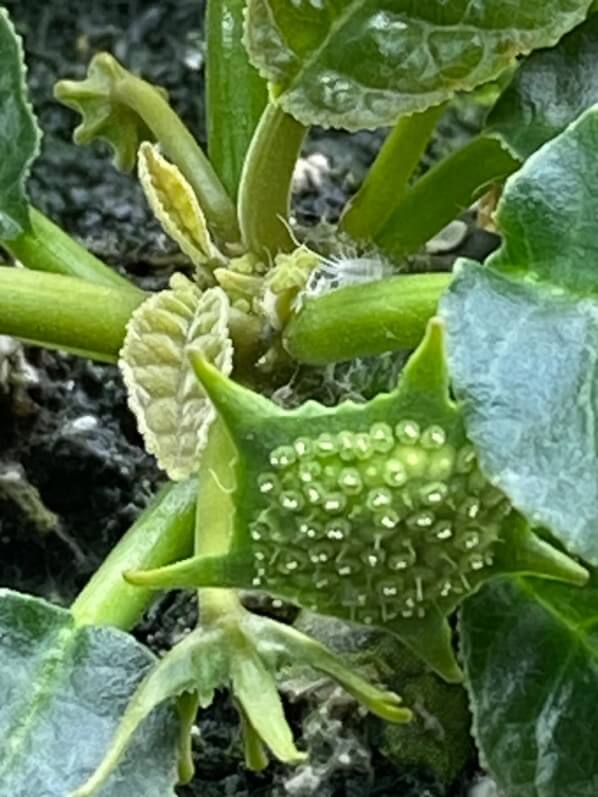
[0,9,41,239]
[441,105,598,564]
[119,274,233,481]
[244,0,592,130]
[138,142,224,273]
[487,13,598,160]
[462,577,598,797]
[0,589,178,796]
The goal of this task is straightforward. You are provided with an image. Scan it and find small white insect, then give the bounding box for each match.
[301,252,395,302]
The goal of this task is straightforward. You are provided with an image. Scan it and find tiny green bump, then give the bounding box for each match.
[370,422,395,453]
[258,473,280,495]
[298,461,322,483]
[396,445,428,478]
[374,509,400,530]
[294,436,314,458]
[363,462,383,487]
[304,482,325,505]
[325,519,350,540]
[338,467,363,495]
[367,487,393,511]
[322,492,347,514]
[337,430,356,461]
[430,520,453,541]
[316,433,337,457]
[420,482,448,506]
[395,419,421,445]
[427,447,456,480]
[468,553,486,571]
[456,529,481,552]
[407,510,436,530]
[383,459,408,487]
[279,490,304,512]
[421,424,447,449]
[455,445,476,473]
[270,445,297,469]
[354,432,374,460]
[459,497,481,521]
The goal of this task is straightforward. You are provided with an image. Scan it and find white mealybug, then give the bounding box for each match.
[300,253,395,305]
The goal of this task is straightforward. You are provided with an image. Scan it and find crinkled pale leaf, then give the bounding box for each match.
[0,589,178,797]
[0,9,41,239]
[119,274,233,481]
[244,0,592,130]
[462,577,598,797]
[138,142,223,272]
[441,105,598,564]
[488,13,598,160]
[54,53,166,172]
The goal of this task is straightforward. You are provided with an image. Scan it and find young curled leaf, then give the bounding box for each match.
[71,606,408,795]
[138,142,225,273]
[55,53,166,172]
[0,8,41,239]
[119,274,233,481]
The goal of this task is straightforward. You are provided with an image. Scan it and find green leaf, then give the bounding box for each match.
[462,576,598,797]
[0,589,179,796]
[244,0,592,130]
[441,105,598,564]
[487,13,598,160]
[0,9,41,239]
[119,274,233,481]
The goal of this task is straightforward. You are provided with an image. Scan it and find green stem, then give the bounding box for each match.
[0,268,144,362]
[195,419,243,624]
[4,207,139,292]
[206,0,268,200]
[339,105,446,241]
[72,480,196,629]
[283,272,452,365]
[238,101,307,257]
[112,73,240,245]
[375,135,520,260]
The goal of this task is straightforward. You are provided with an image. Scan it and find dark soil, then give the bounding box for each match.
[0,2,492,795]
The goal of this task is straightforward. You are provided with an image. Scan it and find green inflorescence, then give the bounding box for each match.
[128,319,588,680]
[251,422,509,627]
